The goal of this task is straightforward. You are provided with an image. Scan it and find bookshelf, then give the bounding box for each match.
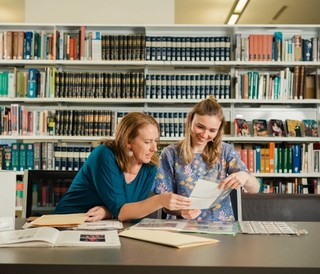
[1,23,320,213]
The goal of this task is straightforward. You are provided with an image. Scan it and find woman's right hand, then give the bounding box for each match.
[159,192,192,210]
[180,209,202,219]
[86,206,113,222]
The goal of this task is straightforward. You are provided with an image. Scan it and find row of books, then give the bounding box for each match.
[55,71,145,98]
[31,181,70,208]
[1,106,317,139]
[3,29,320,62]
[0,30,53,61]
[1,66,320,100]
[235,33,320,62]
[57,30,146,61]
[116,111,189,138]
[234,66,320,100]
[2,107,189,138]
[258,178,320,194]
[55,110,115,137]
[237,142,320,174]
[145,73,231,100]
[235,118,319,138]
[0,67,56,98]
[145,36,231,62]
[0,106,115,137]
[0,142,54,171]
[0,106,55,136]
[0,142,92,172]
[0,68,145,99]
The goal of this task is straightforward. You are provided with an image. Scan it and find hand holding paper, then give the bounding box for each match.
[188,179,231,209]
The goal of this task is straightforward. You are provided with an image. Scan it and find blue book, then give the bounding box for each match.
[67,146,74,171]
[27,68,39,97]
[24,31,33,59]
[254,145,261,173]
[292,144,301,173]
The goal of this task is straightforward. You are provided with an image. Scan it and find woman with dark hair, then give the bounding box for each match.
[152,96,259,221]
[55,112,191,222]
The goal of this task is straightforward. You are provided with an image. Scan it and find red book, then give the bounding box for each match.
[80,26,86,60]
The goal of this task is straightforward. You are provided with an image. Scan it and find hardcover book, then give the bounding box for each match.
[286,119,302,137]
[234,118,250,136]
[269,119,286,137]
[0,227,121,247]
[302,119,318,137]
[252,119,268,136]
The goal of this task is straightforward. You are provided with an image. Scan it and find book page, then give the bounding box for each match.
[0,227,59,247]
[56,230,121,247]
[30,213,87,227]
[188,179,231,209]
[119,229,219,248]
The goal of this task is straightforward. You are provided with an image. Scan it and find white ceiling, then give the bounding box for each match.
[175,0,320,24]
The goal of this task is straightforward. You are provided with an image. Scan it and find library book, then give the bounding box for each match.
[0,227,121,248]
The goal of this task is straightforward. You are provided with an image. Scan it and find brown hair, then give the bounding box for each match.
[178,96,225,168]
[103,112,160,171]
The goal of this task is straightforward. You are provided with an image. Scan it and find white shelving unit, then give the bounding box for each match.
[1,23,320,212]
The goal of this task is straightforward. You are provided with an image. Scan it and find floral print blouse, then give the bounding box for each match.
[152,142,249,221]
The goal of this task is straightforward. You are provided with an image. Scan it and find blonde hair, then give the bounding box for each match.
[178,96,225,168]
[103,112,160,171]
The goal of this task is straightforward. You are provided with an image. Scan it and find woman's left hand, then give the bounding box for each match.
[86,206,113,222]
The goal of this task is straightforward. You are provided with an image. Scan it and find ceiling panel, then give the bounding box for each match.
[175,0,235,24]
[176,0,320,24]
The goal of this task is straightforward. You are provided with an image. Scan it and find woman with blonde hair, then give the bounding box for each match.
[152,96,259,221]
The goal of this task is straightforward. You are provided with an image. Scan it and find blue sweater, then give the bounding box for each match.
[55,144,157,218]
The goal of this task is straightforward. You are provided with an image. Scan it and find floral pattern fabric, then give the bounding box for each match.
[152,142,249,221]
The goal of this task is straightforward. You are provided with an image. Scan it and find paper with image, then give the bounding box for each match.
[188,178,231,209]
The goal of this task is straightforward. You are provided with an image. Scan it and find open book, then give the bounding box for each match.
[0,227,121,247]
[119,229,219,248]
[129,218,239,235]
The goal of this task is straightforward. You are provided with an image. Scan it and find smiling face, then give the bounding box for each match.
[190,114,221,152]
[128,124,159,164]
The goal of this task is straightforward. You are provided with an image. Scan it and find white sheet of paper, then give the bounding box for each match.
[188,178,229,209]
